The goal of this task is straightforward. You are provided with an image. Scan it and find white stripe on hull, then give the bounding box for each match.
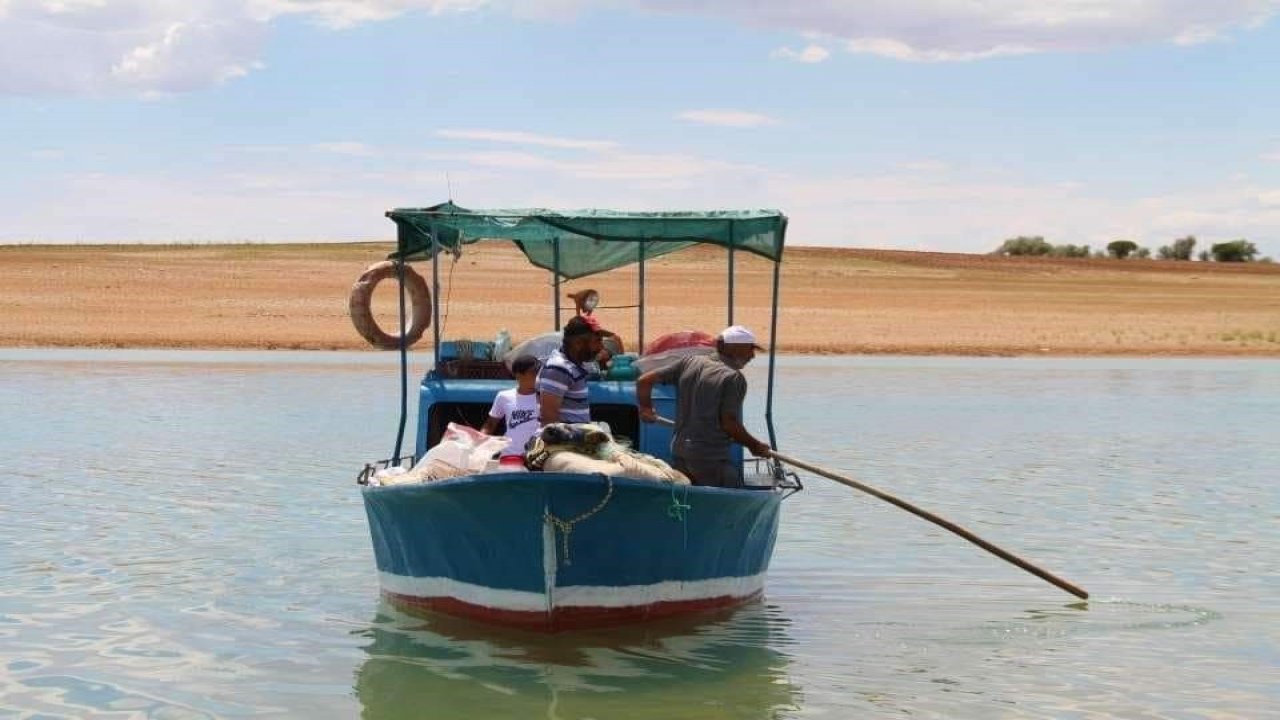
[378,571,766,612]
[553,575,765,608]
[378,572,546,612]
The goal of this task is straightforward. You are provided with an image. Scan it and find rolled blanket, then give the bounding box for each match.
[537,422,612,449]
[526,422,612,469]
[542,450,689,484]
[604,447,690,484]
[528,422,689,484]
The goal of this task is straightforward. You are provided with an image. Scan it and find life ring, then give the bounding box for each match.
[348,261,432,349]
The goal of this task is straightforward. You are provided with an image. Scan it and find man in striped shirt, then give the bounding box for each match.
[536,315,605,425]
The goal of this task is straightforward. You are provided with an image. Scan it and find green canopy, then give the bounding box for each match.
[387,202,787,280]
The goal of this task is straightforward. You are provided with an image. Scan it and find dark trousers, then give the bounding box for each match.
[673,455,742,488]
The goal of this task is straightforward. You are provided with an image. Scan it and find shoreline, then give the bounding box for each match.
[2,339,1276,358]
[3,242,1278,357]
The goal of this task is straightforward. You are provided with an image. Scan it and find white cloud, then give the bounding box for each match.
[1124,183,1280,246]
[770,44,830,63]
[253,0,487,29]
[428,124,763,189]
[110,19,265,93]
[4,1,1276,96]
[845,37,1034,62]
[567,152,739,181]
[4,144,1277,258]
[0,169,392,241]
[1263,150,1280,161]
[433,146,741,183]
[677,109,779,128]
[899,160,949,173]
[0,0,483,95]
[1172,25,1224,45]
[633,0,1278,61]
[0,1,269,95]
[435,128,618,151]
[761,170,1280,256]
[312,141,377,156]
[451,150,559,170]
[0,147,743,241]
[1257,190,1280,206]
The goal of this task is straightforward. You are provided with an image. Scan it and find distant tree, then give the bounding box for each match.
[1052,243,1091,258]
[1260,256,1275,264]
[1107,240,1139,259]
[994,236,1053,256]
[1158,235,1196,260]
[1091,249,1108,259]
[1198,250,1211,261]
[1135,247,1151,259]
[1209,239,1259,262]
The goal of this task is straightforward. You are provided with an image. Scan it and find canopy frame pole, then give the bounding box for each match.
[392,258,410,461]
[430,231,442,367]
[727,222,736,326]
[638,240,647,352]
[553,237,562,329]
[765,254,781,450]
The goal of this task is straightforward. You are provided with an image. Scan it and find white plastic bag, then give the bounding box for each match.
[369,466,408,486]
[493,328,512,362]
[427,422,509,473]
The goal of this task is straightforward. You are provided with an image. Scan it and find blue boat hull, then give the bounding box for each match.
[362,472,782,630]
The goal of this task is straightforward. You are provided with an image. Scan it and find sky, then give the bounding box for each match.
[2,0,1278,256]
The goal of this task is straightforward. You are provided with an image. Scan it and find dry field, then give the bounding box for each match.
[1,242,1278,356]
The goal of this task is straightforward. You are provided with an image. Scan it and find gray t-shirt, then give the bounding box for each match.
[657,353,747,461]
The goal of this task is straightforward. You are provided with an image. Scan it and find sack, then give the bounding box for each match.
[402,422,509,482]
[506,331,563,370]
[644,330,715,355]
[633,345,714,376]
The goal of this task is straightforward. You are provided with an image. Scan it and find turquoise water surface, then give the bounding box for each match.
[1,350,1276,718]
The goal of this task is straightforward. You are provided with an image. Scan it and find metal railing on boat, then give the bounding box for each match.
[357,454,418,485]
[358,453,802,495]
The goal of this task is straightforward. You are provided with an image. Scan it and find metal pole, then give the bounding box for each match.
[765,255,780,449]
[431,232,441,366]
[727,222,736,326]
[392,259,409,461]
[637,240,646,352]
[553,237,562,329]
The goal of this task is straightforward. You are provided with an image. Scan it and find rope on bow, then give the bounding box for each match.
[544,474,614,565]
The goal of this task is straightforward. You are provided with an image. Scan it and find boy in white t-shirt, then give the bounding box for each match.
[481,354,541,459]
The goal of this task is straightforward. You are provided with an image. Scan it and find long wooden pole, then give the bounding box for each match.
[770,450,1089,600]
[652,415,1088,599]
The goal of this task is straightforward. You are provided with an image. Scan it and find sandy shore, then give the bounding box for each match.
[2,242,1278,356]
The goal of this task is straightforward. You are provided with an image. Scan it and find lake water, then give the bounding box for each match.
[1,350,1276,718]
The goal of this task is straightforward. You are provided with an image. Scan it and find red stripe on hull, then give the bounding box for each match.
[383,589,762,632]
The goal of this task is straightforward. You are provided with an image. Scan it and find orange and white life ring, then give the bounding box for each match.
[348,261,432,349]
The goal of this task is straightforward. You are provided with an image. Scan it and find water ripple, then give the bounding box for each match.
[0,353,1276,717]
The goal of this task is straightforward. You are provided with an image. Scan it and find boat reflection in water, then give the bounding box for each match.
[353,600,800,719]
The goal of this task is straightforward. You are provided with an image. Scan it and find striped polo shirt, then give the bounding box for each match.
[535,347,591,423]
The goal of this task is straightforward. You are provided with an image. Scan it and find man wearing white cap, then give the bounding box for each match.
[636,325,772,487]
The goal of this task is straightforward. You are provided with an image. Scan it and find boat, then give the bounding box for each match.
[356,202,802,631]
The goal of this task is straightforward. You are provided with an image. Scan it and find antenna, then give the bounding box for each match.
[445,171,454,202]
